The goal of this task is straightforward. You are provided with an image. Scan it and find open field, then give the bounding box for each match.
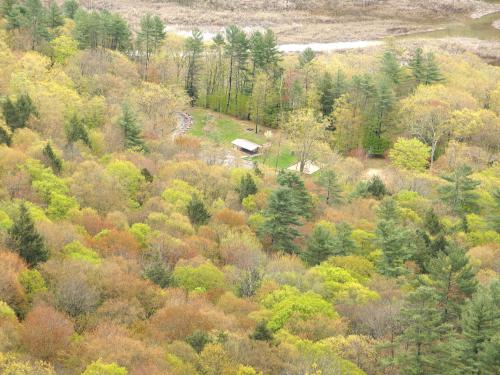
[188,108,297,169]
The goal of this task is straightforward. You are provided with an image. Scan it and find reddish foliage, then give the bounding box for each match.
[22,303,74,360]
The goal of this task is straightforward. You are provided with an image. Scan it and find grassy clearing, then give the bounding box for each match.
[250,149,297,170]
[188,108,297,169]
[189,109,265,145]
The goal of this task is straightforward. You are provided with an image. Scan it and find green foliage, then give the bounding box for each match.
[19,269,47,301]
[457,282,499,374]
[260,187,301,253]
[63,241,101,264]
[0,210,13,230]
[302,224,337,266]
[309,263,378,303]
[73,8,131,51]
[2,94,37,131]
[42,143,62,174]
[261,286,336,331]
[489,188,500,232]
[130,223,151,247]
[186,195,211,226]
[237,269,262,298]
[63,0,79,19]
[367,175,388,199]
[439,164,480,215]
[236,173,258,202]
[82,360,127,375]
[298,47,315,67]
[8,203,48,266]
[397,286,451,375]
[0,301,16,318]
[143,256,171,288]
[425,243,477,323]
[186,330,211,353]
[250,320,273,341]
[106,160,144,205]
[318,169,342,205]
[389,138,430,172]
[0,125,12,146]
[277,170,313,217]
[119,104,146,152]
[65,114,91,147]
[173,262,224,291]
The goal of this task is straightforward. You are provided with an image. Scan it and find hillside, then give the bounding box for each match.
[0,1,500,375]
[87,0,500,43]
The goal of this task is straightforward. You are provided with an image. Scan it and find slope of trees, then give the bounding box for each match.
[0,1,499,374]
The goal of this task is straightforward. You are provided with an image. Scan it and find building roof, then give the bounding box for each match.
[287,161,321,175]
[231,139,261,152]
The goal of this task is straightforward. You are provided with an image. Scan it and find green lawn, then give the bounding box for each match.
[189,108,297,169]
[189,109,264,144]
[250,148,297,170]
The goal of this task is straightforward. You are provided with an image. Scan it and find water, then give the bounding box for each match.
[165,26,383,53]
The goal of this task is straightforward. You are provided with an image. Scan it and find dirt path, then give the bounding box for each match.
[172,111,193,138]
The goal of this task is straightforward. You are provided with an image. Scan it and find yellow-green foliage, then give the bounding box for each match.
[63,241,101,264]
[308,264,379,304]
[173,262,225,292]
[0,301,16,318]
[389,138,431,172]
[0,210,13,230]
[162,179,200,211]
[0,352,55,375]
[261,286,337,331]
[130,223,152,247]
[82,360,127,375]
[19,269,47,301]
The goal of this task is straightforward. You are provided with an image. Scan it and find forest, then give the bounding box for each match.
[0,0,499,374]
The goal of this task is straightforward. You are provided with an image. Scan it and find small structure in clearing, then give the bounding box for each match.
[231,139,261,154]
[287,161,321,175]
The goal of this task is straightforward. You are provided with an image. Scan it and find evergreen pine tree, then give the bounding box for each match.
[184,28,204,102]
[376,220,414,277]
[409,48,425,85]
[489,188,500,233]
[397,286,452,375]
[301,225,336,265]
[250,321,273,341]
[42,142,62,174]
[65,114,91,147]
[424,208,444,236]
[63,0,79,19]
[438,164,480,216]
[318,169,342,205]
[236,173,258,202]
[277,170,313,218]
[367,175,388,199]
[425,243,477,324]
[47,2,64,29]
[143,256,171,288]
[332,221,355,255]
[318,72,334,116]
[8,203,49,267]
[2,94,37,131]
[187,195,211,226]
[362,81,393,156]
[381,51,403,86]
[119,105,146,151]
[260,187,301,253]
[141,168,153,183]
[423,53,443,85]
[478,334,500,375]
[376,200,415,277]
[0,126,11,146]
[298,47,315,68]
[458,282,499,375]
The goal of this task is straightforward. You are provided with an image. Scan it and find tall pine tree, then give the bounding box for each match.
[260,187,301,253]
[438,164,480,216]
[8,203,49,266]
[119,104,146,152]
